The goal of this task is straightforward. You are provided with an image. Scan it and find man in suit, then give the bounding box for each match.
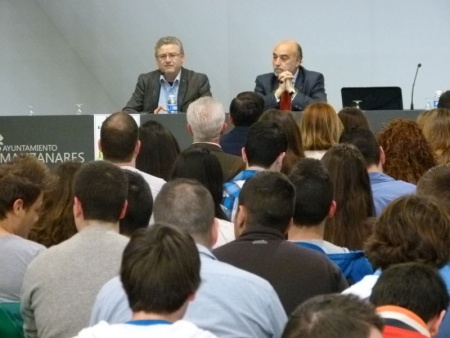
[254,39,327,111]
[123,36,212,114]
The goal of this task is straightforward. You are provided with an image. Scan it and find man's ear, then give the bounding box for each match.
[98,139,103,153]
[220,122,228,136]
[270,152,286,171]
[327,200,337,218]
[73,197,83,219]
[234,205,247,238]
[134,140,141,156]
[210,218,219,247]
[379,146,385,166]
[119,200,128,220]
[12,199,24,216]
[241,147,248,164]
[428,310,446,337]
[186,124,193,136]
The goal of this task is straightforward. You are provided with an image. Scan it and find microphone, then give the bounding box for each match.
[410,63,422,110]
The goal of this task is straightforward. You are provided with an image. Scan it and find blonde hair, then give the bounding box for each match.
[418,108,450,165]
[299,102,343,150]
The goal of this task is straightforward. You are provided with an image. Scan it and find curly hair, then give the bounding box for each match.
[259,109,305,175]
[28,161,82,247]
[376,119,436,184]
[300,102,343,151]
[321,144,375,250]
[365,195,450,270]
[417,108,450,165]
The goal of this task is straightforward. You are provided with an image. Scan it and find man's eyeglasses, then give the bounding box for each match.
[157,53,182,61]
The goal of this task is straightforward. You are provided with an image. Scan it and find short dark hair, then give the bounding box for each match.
[338,107,370,130]
[135,120,180,181]
[100,112,139,163]
[288,158,333,226]
[73,161,128,222]
[370,262,449,323]
[229,91,264,126]
[438,90,450,109]
[417,164,450,209]
[239,171,295,233]
[244,120,288,168]
[153,179,215,243]
[170,146,227,220]
[120,225,200,314]
[119,170,153,237]
[0,155,51,219]
[282,294,383,338]
[365,195,450,270]
[339,127,381,167]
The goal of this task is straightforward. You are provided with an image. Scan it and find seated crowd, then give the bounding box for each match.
[1,89,450,338]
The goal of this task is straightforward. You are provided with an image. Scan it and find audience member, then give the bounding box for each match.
[75,225,216,338]
[338,107,370,129]
[100,111,165,200]
[119,169,153,237]
[343,195,450,299]
[254,39,327,111]
[21,161,129,338]
[417,108,450,165]
[90,179,287,338]
[340,127,416,216]
[282,294,383,338]
[28,161,82,247]
[220,91,264,156]
[438,90,450,109]
[370,263,449,338]
[259,109,305,175]
[0,155,50,303]
[299,102,343,159]
[135,120,180,181]
[417,164,450,209]
[321,144,375,250]
[215,171,347,315]
[222,120,287,220]
[170,146,234,247]
[288,158,373,284]
[186,97,244,181]
[376,119,436,184]
[123,36,211,114]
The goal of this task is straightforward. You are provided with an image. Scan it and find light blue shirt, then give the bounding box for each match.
[158,72,181,109]
[369,172,416,216]
[90,245,286,338]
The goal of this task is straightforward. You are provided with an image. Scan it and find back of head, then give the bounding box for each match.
[169,145,226,220]
[438,90,450,110]
[418,108,450,165]
[370,262,449,323]
[321,144,374,250]
[288,158,333,226]
[229,91,264,126]
[0,155,51,220]
[244,120,288,168]
[187,97,225,142]
[300,102,343,151]
[376,119,436,184]
[73,160,128,223]
[238,171,295,233]
[119,170,153,237]
[136,120,180,181]
[100,112,138,163]
[28,161,82,247]
[282,294,383,338]
[339,127,381,167]
[365,195,450,270]
[153,179,215,245]
[417,164,450,209]
[120,224,200,314]
[338,107,370,130]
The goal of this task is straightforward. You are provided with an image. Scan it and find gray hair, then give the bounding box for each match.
[154,36,184,55]
[187,97,225,142]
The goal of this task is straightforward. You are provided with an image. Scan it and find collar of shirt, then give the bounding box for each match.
[158,71,181,108]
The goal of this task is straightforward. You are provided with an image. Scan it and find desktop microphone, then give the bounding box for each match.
[410,63,422,110]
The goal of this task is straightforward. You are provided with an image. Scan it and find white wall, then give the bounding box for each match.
[1,0,449,115]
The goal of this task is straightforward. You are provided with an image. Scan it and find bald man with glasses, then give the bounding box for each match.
[123,36,212,114]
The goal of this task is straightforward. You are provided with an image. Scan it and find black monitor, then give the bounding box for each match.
[341,87,403,110]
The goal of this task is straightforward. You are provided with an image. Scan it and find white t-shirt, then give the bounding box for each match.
[74,320,217,338]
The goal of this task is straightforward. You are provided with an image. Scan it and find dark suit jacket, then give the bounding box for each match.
[254,66,327,111]
[192,142,245,182]
[123,67,212,113]
[219,125,250,157]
